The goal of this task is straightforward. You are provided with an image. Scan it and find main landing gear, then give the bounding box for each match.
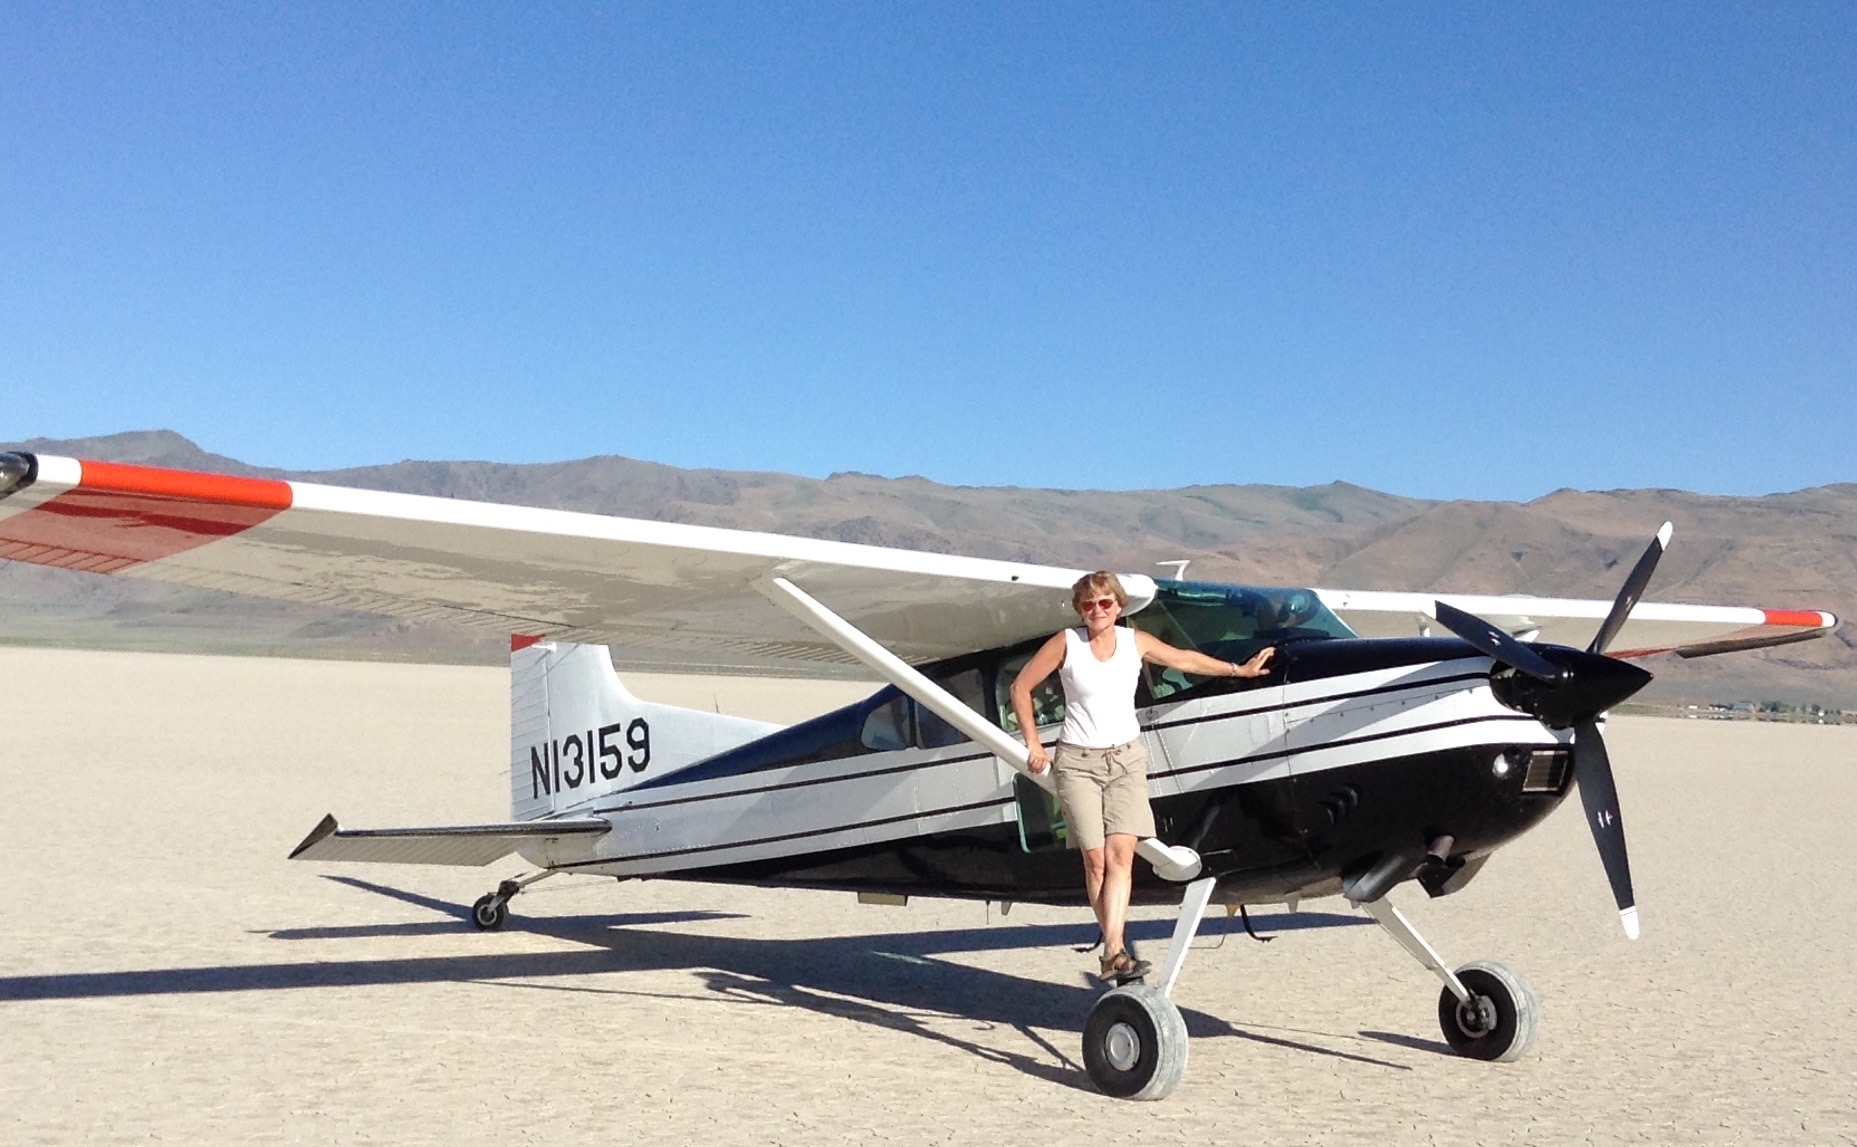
[1081,880,1540,1099]
[1080,875,1217,1100]
[469,870,557,932]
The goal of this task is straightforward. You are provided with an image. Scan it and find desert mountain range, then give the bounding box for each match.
[3,430,1852,709]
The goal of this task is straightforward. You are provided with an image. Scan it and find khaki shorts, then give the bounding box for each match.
[1052,739,1155,851]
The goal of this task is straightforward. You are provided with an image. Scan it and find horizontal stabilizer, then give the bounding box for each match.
[288,814,609,867]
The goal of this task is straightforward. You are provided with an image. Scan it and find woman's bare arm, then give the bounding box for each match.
[1009,632,1068,772]
[1133,630,1275,679]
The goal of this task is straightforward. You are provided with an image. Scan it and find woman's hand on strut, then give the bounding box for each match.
[1026,741,1051,773]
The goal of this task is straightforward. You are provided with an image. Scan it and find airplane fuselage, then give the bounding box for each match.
[523,635,1575,910]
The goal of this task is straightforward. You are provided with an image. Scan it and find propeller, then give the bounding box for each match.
[1574,717,1638,938]
[1589,522,1673,656]
[1432,600,1564,682]
[1428,522,1674,940]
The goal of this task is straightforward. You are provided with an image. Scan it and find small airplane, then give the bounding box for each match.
[0,450,1837,1099]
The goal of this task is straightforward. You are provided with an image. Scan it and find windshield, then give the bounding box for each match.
[1129,581,1354,702]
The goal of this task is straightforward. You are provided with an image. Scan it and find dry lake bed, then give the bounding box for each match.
[1,647,1852,1145]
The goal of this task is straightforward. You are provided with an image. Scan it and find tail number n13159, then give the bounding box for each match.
[529,720,650,797]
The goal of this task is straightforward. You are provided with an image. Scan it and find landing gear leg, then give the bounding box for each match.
[470,869,557,932]
[1082,875,1214,1100]
[1358,895,1539,1062]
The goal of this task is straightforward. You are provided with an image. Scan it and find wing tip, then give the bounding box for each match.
[288,813,340,860]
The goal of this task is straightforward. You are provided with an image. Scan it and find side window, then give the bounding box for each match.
[1130,606,1199,703]
[859,692,912,751]
[995,652,1065,735]
[917,668,987,749]
[1131,600,1271,703]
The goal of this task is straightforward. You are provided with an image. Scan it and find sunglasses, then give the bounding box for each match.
[1078,597,1119,613]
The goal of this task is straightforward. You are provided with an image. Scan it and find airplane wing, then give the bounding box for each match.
[0,453,1832,670]
[1316,588,1836,658]
[0,453,1153,674]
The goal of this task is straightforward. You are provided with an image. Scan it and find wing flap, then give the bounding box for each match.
[287,814,610,867]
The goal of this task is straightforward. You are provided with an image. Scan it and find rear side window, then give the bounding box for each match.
[858,669,993,752]
[917,669,988,748]
[859,692,912,751]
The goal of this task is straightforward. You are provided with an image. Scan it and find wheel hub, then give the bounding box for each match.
[1455,995,1497,1036]
[1103,1021,1142,1071]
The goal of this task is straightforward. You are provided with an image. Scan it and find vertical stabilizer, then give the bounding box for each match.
[509,639,782,821]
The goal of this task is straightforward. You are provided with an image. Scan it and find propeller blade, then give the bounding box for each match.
[1573,718,1639,939]
[1589,522,1673,655]
[1433,600,1564,681]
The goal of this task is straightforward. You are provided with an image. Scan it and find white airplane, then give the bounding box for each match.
[0,451,1835,1099]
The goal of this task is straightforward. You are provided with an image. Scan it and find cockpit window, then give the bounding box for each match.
[995,650,1066,736]
[1132,582,1353,702]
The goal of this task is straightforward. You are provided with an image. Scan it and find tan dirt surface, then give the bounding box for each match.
[1,648,1852,1145]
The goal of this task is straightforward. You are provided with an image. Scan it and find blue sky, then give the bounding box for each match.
[2,3,1851,499]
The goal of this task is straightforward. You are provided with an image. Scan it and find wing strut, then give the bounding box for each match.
[758,576,1203,882]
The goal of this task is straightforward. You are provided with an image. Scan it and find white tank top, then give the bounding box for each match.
[1057,626,1143,748]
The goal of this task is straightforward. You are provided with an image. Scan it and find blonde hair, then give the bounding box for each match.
[1071,571,1128,613]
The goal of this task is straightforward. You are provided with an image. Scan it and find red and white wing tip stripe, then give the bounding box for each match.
[0,456,294,574]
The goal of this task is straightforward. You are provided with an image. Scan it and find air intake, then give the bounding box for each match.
[1521,748,1572,795]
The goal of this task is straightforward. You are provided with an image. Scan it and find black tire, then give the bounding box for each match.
[1082,985,1189,1100]
[470,893,509,932]
[1438,960,1538,1062]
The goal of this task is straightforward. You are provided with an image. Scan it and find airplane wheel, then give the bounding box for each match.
[1438,960,1538,1062]
[470,893,509,932]
[1082,985,1189,1100]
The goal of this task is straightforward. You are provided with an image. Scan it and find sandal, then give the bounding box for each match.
[1099,949,1152,985]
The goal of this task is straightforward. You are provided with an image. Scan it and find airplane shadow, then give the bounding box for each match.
[0,876,1412,1083]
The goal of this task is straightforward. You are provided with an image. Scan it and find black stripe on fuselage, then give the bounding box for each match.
[593,740,1567,907]
[574,710,1540,872]
[1145,669,1490,733]
[578,749,995,816]
[553,796,1016,868]
[1152,711,1541,782]
[577,661,1497,818]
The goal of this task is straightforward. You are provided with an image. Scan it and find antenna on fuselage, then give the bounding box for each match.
[1156,559,1191,581]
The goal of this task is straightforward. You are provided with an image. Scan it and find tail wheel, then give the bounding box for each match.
[1438,960,1539,1062]
[1082,984,1189,1100]
[470,893,509,932]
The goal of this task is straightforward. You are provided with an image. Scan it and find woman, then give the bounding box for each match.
[1010,571,1275,985]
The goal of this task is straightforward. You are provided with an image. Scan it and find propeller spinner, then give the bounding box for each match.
[1430,522,1674,940]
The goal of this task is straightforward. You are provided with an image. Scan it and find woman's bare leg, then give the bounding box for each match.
[1081,847,1108,934]
[1100,832,1138,957]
